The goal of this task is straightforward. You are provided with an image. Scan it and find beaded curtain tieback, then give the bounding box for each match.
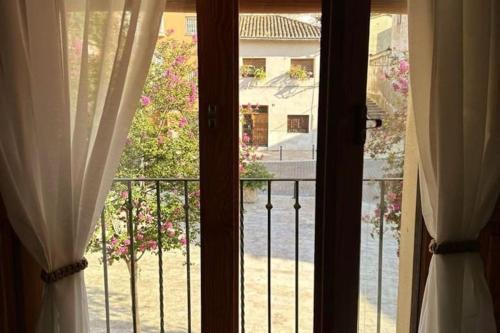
[428,239,480,255]
[41,258,88,284]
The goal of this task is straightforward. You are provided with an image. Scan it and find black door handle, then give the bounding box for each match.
[354,104,383,145]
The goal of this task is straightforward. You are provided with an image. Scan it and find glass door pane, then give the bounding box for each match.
[239,12,321,332]
[359,13,409,333]
[86,9,202,333]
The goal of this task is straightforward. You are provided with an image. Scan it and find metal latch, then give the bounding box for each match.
[208,104,217,129]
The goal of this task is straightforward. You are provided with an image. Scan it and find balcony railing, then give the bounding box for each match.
[91,177,402,333]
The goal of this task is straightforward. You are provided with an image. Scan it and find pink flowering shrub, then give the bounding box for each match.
[363,181,403,253]
[88,31,200,268]
[364,51,409,252]
[118,31,199,179]
[87,182,200,266]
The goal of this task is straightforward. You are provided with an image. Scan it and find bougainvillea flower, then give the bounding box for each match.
[179,117,188,128]
[174,55,187,66]
[140,95,151,106]
[399,59,409,73]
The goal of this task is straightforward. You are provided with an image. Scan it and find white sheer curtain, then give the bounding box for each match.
[0,0,165,331]
[409,0,500,332]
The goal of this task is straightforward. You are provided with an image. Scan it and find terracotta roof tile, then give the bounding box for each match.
[240,15,321,40]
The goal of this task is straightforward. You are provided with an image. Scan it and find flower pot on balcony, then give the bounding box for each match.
[243,187,258,203]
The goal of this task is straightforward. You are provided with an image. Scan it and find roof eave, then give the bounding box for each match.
[240,37,321,41]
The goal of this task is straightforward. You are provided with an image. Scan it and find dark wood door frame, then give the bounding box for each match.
[0,197,42,333]
[196,0,240,331]
[482,199,500,328]
[314,0,372,332]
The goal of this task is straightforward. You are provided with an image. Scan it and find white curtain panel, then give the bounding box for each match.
[0,0,165,331]
[409,0,500,332]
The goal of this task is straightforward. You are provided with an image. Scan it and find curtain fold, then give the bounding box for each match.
[0,0,165,331]
[408,0,500,332]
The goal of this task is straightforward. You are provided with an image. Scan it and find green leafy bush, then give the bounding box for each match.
[288,65,310,80]
[241,161,273,190]
[240,65,266,80]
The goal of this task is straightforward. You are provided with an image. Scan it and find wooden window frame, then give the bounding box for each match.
[287,115,309,133]
[313,0,372,332]
[196,0,239,331]
[163,0,407,14]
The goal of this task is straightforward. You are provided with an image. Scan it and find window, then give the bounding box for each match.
[241,58,266,78]
[287,115,309,133]
[185,16,197,35]
[290,58,314,78]
[158,16,166,37]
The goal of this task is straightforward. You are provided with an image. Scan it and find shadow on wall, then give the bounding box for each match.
[262,121,318,151]
[239,73,318,99]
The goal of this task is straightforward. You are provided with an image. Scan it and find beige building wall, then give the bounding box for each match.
[368,14,393,55]
[239,40,320,149]
[366,14,394,100]
[391,15,409,51]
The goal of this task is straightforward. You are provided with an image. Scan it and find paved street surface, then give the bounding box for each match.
[87,193,399,333]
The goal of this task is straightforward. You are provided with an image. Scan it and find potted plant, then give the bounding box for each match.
[240,133,273,203]
[288,65,310,80]
[240,64,253,78]
[240,65,266,81]
[253,67,267,80]
[241,161,273,203]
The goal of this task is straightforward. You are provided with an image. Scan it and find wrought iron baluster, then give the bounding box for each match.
[126,181,138,333]
[100,210,111,333]
[376,180,386,333]
[294,181,301,333]
[266,180,273,333]
[184,180,192,333]
[240,180,246,333]
[155,181,165,333]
